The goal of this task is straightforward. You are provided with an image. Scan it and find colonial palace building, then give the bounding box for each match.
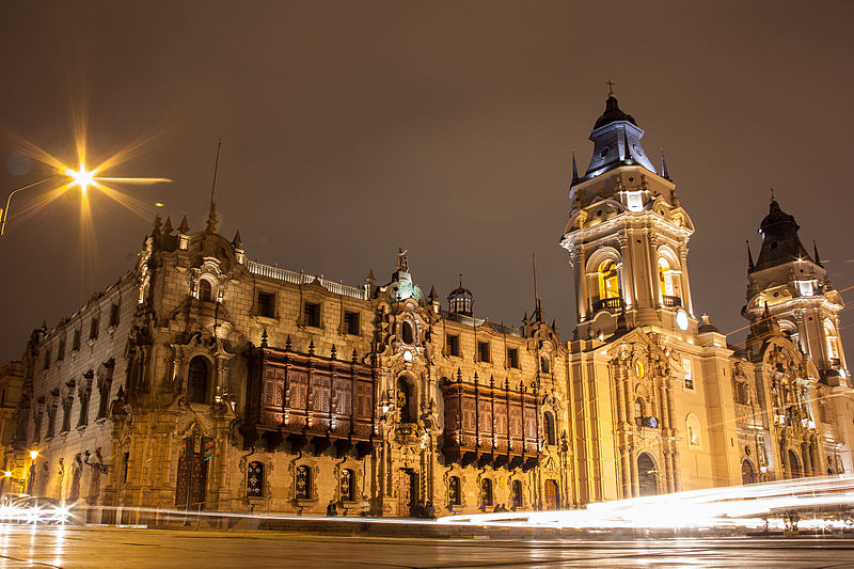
[7,93,853,522]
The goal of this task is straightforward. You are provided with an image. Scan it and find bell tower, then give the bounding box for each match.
[560,92,696,340]
[744,198,849,383]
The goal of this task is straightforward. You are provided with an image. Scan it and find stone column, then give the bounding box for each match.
[678,244,694,316]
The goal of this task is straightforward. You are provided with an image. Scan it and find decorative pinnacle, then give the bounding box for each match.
[178,215,190,234]
[206,139,222,234]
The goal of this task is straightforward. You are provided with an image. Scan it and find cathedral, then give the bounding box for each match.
[6,92,853,523]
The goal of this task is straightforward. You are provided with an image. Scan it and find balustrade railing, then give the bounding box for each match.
[593,297,623,311]
[247,260,367,300]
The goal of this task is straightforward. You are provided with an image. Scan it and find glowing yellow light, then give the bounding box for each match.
[29,451,38,460]
[3,471,10,478]
[65,164,96,195]
[154,202,164,207]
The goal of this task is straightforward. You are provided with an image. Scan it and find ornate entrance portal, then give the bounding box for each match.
[398,469,418,517]
[175,435,210,510]
[637,453,658,497]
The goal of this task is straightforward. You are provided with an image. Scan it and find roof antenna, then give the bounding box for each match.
[532,252,542,322]
[206,138,222,233]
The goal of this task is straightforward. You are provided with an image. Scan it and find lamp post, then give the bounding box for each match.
[0,165,95,236]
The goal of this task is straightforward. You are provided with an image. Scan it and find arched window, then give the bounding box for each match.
[540,354,551,374]
[511,480,523,508]
[637,453,658,496]
[741,459,756,485]
[340,469,354,502]
[401,321,415,345]
[397,377,414,423]
[480,479,493,507]
[543,411,556,446]
[597,260,620,300]
[198,279,213,302]
[247,461,264,497]
[295,465,311,499]
[686,413,701,449]
[187,357,210,404]
[658,257,675,298]
[824,319,840,361]
[448,476,461,506]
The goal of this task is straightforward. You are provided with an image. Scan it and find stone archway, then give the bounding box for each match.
[637,453,658,497]
[788,449,803,478]
[741,459,757,485]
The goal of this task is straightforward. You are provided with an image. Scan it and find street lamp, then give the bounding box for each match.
[29,451,38,461]
[0,164,97,236]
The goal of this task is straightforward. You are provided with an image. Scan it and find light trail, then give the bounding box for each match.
[439,475,854,531]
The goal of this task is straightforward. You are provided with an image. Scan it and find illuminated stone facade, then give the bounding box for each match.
[7,93,853,522]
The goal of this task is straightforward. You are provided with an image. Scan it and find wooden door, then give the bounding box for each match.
[544,479,559,510]
[398,470,417,517]
[175,435,209,510]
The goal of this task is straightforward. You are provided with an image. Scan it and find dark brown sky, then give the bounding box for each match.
[1,2,853,364]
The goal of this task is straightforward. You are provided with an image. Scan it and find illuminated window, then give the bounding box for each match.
[597,260,620,300]
[686,413,701,449]
[634,398,644,421]
[340,469,354,501]
[824,319,840,361]
[683,358,694,390]
[658,258,675,298]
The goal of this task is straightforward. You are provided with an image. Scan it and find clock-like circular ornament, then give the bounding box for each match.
[676,309,689,331]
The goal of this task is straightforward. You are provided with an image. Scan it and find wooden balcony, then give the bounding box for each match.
[441,376,541,471]
[242,346,379,457]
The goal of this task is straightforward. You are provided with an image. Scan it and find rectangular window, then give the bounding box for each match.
[304,302,321,328]
[507,348,520,369]
[447,334,461,357]
[344,311,360,335]
[43,349,51,370]
[89,318,99,340]
[477,341,490,363]
[257,292,275,318]
[73,329,81,351]
[57,338,65,361]
[109,303,120,328]
[683,358,694,390]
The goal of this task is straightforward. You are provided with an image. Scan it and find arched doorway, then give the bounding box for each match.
[637,453,658,497]
[544,479,559,510]
[788,449,803,478]
[741,459,757,485]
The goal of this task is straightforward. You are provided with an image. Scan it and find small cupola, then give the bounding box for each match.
[447,276,474,317]
[584,91,657,179]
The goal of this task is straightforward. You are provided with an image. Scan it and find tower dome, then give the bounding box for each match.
[584,93,657,179]
[446,277,473,317]
[753,198,812,272]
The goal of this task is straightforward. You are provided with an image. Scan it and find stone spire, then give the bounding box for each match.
[746,240,755,271]
[178,215,190,234]
[206,139,222,234]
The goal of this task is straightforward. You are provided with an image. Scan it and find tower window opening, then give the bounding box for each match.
[198,279,213,302]
[658,258,677,299]
[446,334,461,357]
[597,260,620,301]
[824,319,840,363]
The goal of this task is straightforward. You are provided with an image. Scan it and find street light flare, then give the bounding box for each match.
[65,163,96,195]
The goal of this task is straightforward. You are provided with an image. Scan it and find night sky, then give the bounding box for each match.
[1,2,853,365]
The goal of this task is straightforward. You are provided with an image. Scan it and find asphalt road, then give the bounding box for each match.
[1,525,853,568]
